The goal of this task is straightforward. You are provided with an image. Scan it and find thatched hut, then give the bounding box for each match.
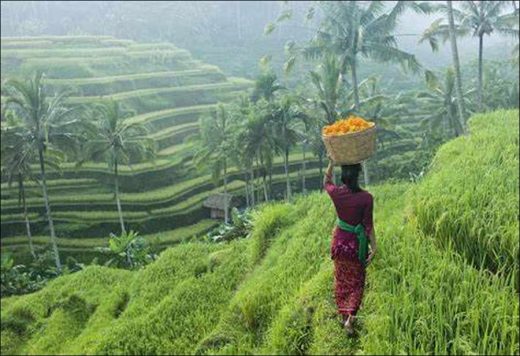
[203,193,237,219]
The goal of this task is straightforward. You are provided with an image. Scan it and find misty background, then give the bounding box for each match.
[2,1,518,82]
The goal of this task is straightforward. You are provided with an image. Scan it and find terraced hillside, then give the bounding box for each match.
[0,36,323,241]
[1,35,427,257]
[1,110,517,355]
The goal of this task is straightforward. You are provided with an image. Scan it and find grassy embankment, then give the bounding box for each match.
[1,110,517,355]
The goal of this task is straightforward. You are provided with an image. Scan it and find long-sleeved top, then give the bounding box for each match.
[324,174,374,260]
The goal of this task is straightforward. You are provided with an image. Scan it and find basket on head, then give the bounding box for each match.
[322,124,376,165]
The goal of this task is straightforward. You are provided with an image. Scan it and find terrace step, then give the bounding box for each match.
[63,80,252,116]
[127,104,217,130]
[45,67,226,96]
[1,159,322,215]
[1,171,324,238]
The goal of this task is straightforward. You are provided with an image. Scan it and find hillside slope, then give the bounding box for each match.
[1,35,427,243]
[1,110,518,355]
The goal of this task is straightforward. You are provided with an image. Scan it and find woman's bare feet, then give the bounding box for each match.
[344,314,355,336]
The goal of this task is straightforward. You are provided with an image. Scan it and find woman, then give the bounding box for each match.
[323,158,377,336]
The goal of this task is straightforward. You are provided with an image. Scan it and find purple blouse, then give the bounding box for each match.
[324,176,374,260]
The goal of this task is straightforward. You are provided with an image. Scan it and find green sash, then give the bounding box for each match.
[336,218,369,267]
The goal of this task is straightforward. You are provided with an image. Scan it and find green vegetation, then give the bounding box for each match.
[409,110,519,289]
[0,2,518,354]
[1,110,518,354]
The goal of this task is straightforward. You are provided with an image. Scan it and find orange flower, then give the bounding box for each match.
[322,115,374,136]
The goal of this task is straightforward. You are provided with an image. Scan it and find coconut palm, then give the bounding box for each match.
[479,61,520,110]
[193,103,235,223]
[241,100,276,203]
[353,76,407,150]
[309,55,388,185]
[271,95,306,201]
[2,72,81,271]
[0,115,41,258]
[309,54,344,125]
[81,100,155,234]
[421,1,519,111]
[288,1,427,109]
[251,69,285,103]
[229,96,257,207]
[446,0,467,131]
[416,68,475,138]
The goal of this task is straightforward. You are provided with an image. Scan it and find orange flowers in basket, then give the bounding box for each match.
[322,115,375,136]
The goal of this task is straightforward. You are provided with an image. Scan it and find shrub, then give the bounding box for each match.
[96,230,156,270]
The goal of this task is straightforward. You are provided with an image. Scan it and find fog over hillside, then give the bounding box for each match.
[1,1,517,74]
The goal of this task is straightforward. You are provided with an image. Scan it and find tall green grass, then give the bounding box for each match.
[409,110,519,289]
[1,180,518,354]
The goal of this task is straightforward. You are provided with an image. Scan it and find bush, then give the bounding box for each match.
[96,230,157,270]
[205,208,253,243]
[0,251,84,297]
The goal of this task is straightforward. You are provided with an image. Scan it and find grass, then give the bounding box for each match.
[1,47,128,58]
[45,67,222,86]
[2,109,517,354]
[2,181,517,354]
[409,109,519,290]
[66,79,252,104]
[1,157,320,215]
[1,219,217,250]
[126,103,217,126]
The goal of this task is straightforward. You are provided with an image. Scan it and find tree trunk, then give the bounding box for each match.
[284,147,291,200]
[244,171,250,208]
[478,33,484,112]
[362,161,370,187]
[223,161,229,224]
[302,142,306,194]
[259,155,268,202]
[319,152,324,192]
[268,164,273,200]
[352,58,370,185]
[263,174,269,202]
[38,144,61,270]
[351,59,361,110]
[114,158,126,235]
[447,0,466,133]
[19,174,35,259]
[250,168,255,206]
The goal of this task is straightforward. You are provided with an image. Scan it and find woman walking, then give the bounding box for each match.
[324,158,377,335]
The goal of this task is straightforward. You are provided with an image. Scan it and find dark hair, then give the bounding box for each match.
[341,164,362,192]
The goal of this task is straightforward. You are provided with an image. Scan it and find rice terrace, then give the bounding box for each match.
[0,1,519,355]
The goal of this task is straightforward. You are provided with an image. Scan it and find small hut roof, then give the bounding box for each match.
[203,193,234,209]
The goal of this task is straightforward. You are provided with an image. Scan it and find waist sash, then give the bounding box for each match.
[336,218,368,267]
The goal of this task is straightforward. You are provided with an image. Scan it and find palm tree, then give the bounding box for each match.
[354,76,406,149]
[446,0,467,132]
[416,69,475,137]
[308,55,344,183]
[81,100,155,234]
[309,55,387,185]
[230,95,256,207]
[421,1,519,111]
[271,95,305,201]
[3,72,81,271]
[289,1,426,108]
[309,54,344,125]
[194,103,234,223]
[1,116,40,258]
[242,100,275,203]
[251,69,285,103]
[478,61,520,110]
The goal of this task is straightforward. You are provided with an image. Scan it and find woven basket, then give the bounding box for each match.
[322,124,377,165]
